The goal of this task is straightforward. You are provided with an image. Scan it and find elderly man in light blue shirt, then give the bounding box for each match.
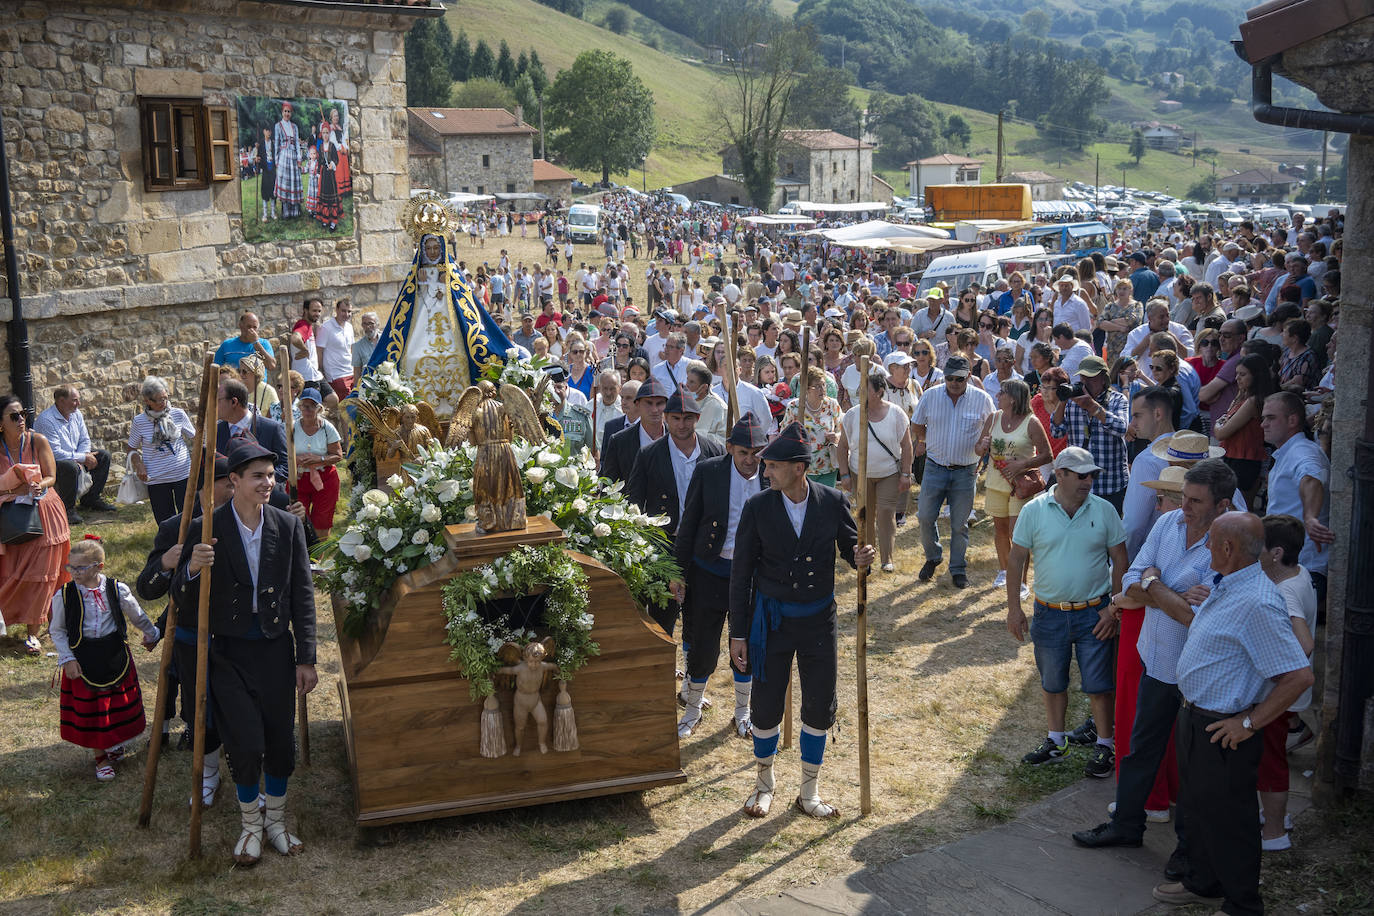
[32,384,114,522]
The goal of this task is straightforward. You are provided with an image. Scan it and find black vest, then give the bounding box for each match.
[63,578,131,688]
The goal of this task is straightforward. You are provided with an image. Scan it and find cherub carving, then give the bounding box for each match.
[496,639,558,755]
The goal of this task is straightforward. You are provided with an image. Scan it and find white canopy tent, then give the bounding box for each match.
[796,219,951,245]
[740,214,818,227]
[782,200,894,214]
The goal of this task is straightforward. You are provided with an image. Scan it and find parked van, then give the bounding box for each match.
[1251,206,1290,224]
[567,203,602,243]
[1147,207,1186,230]
[916,245,1059,299]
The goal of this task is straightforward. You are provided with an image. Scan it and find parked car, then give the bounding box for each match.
[1148,207,1186,230]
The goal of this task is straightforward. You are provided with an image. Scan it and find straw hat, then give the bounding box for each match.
[1142,464,1188,496]
[1150,430,1224,463]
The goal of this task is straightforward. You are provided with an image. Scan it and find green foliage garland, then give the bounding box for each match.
[441,544,599,701]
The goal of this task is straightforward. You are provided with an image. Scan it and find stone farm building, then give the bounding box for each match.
[0,0,440,460]
[406,107,538,197]
[720,129,874,209]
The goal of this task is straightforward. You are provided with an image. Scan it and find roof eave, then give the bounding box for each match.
[257,0,447,17]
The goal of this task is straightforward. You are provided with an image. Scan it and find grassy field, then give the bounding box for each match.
[239,179,356,243]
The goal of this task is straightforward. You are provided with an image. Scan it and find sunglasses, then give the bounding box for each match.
[66,562,102,573]
[979,323,994,329]
[961,297,975,303]
[4,412,22,422]
[1199,339,1220,348]
[1066,470,1098,480]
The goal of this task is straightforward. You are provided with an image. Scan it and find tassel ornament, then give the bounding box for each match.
[479,694,507,758]
[552,680,578,752]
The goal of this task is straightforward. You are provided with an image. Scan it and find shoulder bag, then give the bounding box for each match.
[1,434,44,545]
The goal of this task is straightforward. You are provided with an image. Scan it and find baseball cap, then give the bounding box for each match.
[1053,446,1102,475]
[1076,356,1109,378]
[943,355,971,379]
[883,351,914,368]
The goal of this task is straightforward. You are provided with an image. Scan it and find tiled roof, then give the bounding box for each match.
[532,159,576,181]
[408,108,537,136]
[906,154,984,166]
[779,129,873,151]
[409,133,441,158]
[1219,168,1297,185]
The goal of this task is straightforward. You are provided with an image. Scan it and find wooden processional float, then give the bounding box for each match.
[334,385,685,826]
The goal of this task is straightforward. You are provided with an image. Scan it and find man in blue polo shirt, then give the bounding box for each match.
[213,312,277,372]
[1127,251,1160,303]
[1007,446,1127,777]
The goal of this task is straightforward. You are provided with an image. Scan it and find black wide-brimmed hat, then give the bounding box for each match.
[759,421,812,463]
[225,440,274,474]
[634,377,671,401]
[728,411,769,447]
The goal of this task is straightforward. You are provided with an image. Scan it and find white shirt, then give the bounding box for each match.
[911,382,995,467]
[594,398,624,451]
[652,358,688,394]
[754,343,777,360]
[1275,566,1318,710]
[1126,322,1195,379]
[315,317,356,381]
[783,483,809,537]
[697,389,728,438]
[234,503,265,611]
[638,423,662,451]
[1051,295,1094,334]
[721,460,762,559]
[1058,339,1095,381]
[668,437,701,518]
[712,380,777,435]
[49,576,159,666]
[1123,432,1173,559]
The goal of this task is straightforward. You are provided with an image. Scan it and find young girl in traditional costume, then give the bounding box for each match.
[50,536,160,781]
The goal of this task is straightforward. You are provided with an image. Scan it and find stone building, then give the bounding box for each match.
[532,158,575,204]
[1215,167,1300,204]
[406,107,538,196]
[720,129,874,208]
[0,0,439,461]
[1002,170,1065,201]
[906,153,983,201]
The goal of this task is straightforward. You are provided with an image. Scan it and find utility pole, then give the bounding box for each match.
[1192,131,1197,166]
[995,110,1004,183]
[1319,129,1329,203]
[537,93,545,161]
[1095,153,1100,210]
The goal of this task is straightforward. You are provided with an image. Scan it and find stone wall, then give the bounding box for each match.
[0,0,424,469]
[437,133,535,197]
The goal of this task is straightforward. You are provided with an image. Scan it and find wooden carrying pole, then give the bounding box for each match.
[715,301,740,428]
[189,364,220,857]
[138,350,215,828]
[279,339,310,766]
[855,355,872,816]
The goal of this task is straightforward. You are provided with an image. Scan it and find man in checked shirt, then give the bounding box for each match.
[1049,355,1131,514]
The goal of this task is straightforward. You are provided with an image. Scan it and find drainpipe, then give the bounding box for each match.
[0,111,34,418]
[1235,41,1374,794]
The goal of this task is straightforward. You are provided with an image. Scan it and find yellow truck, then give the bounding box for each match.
[926,183,1033,221]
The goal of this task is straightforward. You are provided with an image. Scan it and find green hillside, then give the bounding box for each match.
[440,0,1304,198]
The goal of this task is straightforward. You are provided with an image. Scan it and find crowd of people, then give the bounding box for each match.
[0,192,1341,901]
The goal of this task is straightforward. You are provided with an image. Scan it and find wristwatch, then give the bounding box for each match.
[1141,575,1160,593]
[1241,714,1254,732]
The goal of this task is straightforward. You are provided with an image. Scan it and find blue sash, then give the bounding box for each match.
[693,555,731,578]
[748,591,833,683]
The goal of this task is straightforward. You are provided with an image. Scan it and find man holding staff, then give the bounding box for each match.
[174,440,317,865]
[729,422,875,818]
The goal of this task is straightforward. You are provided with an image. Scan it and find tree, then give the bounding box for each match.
[452,77,517,110]
[943,113,972,150]
[496,40,516,86]
[1129,129,1147,164]
[717,16,816,209]
[867,91,946,166]
[512,73,538,122]
[516,50,529,77]
[1020,8,1051,37]
[546,49,656,185]
[404,19,453,108]
[471,39,495,80]
[528,50,549,96]
[450,29,472,82]
[1096,8,1126,30]
[786,65,860,135]
[1186,174,1216,202]
[603,6,631,34]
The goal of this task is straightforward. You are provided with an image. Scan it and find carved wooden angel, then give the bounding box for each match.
[496,639,558,756]
[446,382,545,534]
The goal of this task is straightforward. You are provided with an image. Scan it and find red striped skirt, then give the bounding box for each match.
[60,652,146,750]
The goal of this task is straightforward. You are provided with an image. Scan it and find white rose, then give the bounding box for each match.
[353,544,373,562]
[377,527,404,553]
[357,503,381,522]
[537,450,562,467]
[554,466,579,489]
[435,479,462,504]
[387,473,405,490]
[412,528,431,545]
[526,466,549,485]
[592,523,611,538]
[421,504,441,523]
[362,489,390,507]
[572,498,588,513]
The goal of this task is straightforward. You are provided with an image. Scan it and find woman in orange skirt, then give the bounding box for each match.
[0,393,72,654]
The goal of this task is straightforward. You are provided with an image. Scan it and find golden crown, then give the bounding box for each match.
[400,192,458,243]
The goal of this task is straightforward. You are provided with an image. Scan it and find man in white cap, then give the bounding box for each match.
[1006,446,1126,777]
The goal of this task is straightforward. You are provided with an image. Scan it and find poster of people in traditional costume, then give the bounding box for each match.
[236,95,354,242]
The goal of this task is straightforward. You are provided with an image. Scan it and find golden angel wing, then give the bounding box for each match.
[414,401,441,441]
[499,383,547,444]
[496,642,524,666]
[444,386,487,447]
[541,637,558,687]
[353,399,398,438]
